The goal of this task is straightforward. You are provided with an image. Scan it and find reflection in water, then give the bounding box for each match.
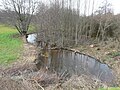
[36,49,116,85]
[27,34,116,85]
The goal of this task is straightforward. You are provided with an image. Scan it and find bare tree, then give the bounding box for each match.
[94,0,114,41]
[35,0,118,47]
[3,0,38,35]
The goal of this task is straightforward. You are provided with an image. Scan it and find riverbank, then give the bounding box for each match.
[0,42,119,90]
[75,40,120,89]
[0,25,120,90]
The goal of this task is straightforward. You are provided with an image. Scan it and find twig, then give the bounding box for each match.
[34,80,45,90]
[28,79,44,90]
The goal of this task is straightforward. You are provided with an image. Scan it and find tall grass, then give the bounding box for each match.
[0,25,23,65]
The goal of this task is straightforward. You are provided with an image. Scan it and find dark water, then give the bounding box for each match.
[27,34,116,85]
[36,49,116,85]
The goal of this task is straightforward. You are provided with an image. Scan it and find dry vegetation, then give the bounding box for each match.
[35,0,120,47]
[0,62,106,90]
[0,0,120,90]
[0,42,119,90]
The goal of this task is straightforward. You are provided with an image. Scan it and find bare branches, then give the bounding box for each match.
[32,0,118,47]
[2,0,38,35]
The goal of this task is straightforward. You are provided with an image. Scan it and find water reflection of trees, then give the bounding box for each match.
[36,49,115,84]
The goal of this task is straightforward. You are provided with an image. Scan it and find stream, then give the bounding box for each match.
[27,34,37,43]
[27,34,117,85]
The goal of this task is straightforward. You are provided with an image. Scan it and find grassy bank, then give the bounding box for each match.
[99,87,120,90]
[0,25,23,65]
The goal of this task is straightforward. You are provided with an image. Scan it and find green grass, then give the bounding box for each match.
[0,25,23,65]
[98,87,120,90]
[108,52,120,58]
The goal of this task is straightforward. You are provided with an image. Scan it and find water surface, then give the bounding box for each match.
[27,34,37,43]
[37,49,116,85]
[28,34,116,85]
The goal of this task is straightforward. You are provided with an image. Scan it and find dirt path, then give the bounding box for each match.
[22,43,37,62]
[13,43,37,65]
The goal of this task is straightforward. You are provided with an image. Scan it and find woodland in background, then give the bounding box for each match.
[0,1,120,89]
[0,0,120,47]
